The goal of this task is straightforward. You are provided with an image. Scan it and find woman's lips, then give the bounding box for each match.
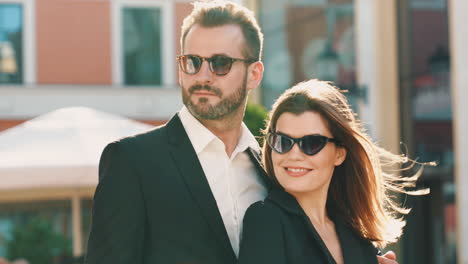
[284,167,312,177]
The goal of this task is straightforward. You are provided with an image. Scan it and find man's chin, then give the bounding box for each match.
[187,104,216,118]
[190,101,214,111]
[194,96,219,105]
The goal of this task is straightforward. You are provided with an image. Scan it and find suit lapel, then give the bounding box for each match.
[246,147,271,190]
[165,114,236,259]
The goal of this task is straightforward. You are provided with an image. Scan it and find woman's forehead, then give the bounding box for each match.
[276,111,331,137]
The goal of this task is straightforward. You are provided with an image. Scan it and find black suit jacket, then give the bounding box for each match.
[238,188,379,264]
[85,114,270,264]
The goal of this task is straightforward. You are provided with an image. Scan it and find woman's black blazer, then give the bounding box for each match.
[238,188,379,264]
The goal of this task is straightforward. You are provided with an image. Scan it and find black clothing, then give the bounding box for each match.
[85,114,270,264]
[238,188,379,264]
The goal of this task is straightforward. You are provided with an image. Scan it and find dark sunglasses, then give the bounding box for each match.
[266,132,341,156]
[176,54,256,76]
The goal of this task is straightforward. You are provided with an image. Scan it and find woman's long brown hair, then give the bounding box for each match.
[262,79,429,248]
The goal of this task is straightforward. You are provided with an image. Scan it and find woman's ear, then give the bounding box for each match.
[334,146,347,166]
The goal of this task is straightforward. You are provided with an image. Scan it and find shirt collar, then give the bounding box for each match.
[236,122,260,154]
[178,106,260,155]
[178,106,216,155]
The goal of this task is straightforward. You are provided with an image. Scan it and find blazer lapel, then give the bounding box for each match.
[165,114,236,259]
[335,221,369,264]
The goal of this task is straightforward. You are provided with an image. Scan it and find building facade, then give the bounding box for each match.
[0,0,197,131]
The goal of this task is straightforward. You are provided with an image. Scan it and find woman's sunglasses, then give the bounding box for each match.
[176,54,256,76]
[266,132,341,156]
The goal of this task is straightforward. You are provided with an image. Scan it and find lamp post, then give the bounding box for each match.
[316,4,339,83]
[316,41,339,83]
[315,3,367,104]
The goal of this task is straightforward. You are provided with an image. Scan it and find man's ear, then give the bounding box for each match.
[247,61,264,92]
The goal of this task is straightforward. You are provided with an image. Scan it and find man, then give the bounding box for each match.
[85,1,398,264]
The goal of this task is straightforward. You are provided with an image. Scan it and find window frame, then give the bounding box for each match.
[112,0,175,87]
[0,0,35,85]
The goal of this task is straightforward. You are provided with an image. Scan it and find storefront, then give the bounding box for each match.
[397,1,455,263]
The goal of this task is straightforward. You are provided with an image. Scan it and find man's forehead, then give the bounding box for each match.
[183,24,245,56]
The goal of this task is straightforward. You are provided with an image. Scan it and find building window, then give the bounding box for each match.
[113,0,175,87]
[0,201,74,257]
[0,3,22,84]
[123,7,161,85]
[0,0,34,85]
[257,0,357,110]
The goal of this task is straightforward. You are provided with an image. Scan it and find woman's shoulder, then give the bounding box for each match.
[244,199,284,222]
[239,201,288,263]
[246,199,282,213]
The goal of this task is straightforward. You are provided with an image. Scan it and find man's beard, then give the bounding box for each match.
[182,74,248,120]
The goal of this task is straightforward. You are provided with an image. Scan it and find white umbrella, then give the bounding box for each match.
[0,106,154,192]
[0,106,154,256]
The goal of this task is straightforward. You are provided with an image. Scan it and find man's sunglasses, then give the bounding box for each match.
[176,54,256,76]
[266,132,341,156]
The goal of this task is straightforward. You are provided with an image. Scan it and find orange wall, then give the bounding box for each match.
[36,0,112,84]
[175,2,193,56]
[0,120,26,132]
[175,2,193,84]
[139,120,167,127]
[0,119,166,132]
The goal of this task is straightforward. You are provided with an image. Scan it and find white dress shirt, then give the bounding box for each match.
[178,107,267,256]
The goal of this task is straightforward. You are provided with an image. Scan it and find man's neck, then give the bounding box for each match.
[197,109,245,157]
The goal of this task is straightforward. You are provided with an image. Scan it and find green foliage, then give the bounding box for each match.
[244,102,269,145]
[6,216,72,264]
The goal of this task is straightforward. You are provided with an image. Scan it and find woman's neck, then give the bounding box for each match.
[292,189,330,225]
[292,190,344,264]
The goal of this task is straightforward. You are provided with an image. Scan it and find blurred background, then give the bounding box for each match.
[0,0,466,263]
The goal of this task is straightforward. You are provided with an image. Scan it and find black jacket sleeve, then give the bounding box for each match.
[238,201,287,264]
[85,142,146,264]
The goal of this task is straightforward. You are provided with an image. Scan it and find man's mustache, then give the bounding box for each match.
[189,85,222,97]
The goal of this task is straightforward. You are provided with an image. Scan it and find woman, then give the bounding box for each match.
[238,79,428,264]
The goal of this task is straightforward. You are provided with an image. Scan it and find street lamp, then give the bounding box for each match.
[316,41,339,83]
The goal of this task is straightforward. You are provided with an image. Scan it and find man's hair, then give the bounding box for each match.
[180,0,263,61]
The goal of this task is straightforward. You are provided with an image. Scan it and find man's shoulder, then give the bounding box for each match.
[110,114,186,148]
[118,124,166,145]
[103,121,171,155]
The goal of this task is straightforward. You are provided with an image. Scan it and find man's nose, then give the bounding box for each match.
[195,60,214,83]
